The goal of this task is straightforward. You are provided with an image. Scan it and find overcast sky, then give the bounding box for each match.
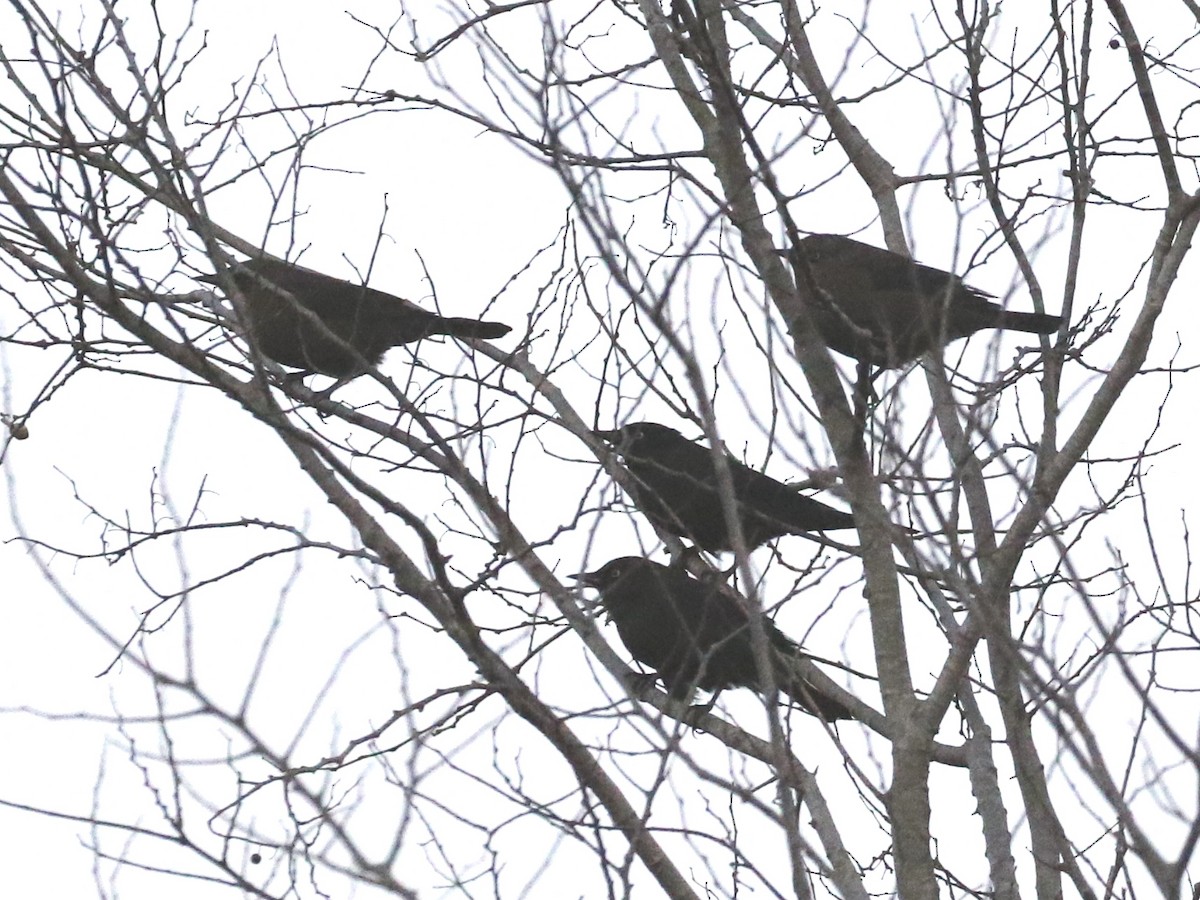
[2,1,1199,897]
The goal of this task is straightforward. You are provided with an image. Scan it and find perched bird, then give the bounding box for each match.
[594,421,855,553]
[200,257,511,378]
[794,234,1062,368]
[573,556,851,720]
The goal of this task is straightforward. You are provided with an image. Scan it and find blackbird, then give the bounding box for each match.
[795,234,1062,368]
[594,422,855,553]
[573,556,851,720]
[201,257,511,378]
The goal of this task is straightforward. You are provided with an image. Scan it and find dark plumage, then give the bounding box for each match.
[201,257,511,378]
[573,557,850,720]
[796,234,1062,368]
[594,422,855,553]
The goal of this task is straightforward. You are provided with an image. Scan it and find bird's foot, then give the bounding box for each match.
[665,546,735,584]
[683,698,718,731]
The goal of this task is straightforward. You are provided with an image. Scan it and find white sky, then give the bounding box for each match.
[2,0,1199,897]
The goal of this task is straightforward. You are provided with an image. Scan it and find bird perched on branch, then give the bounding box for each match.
[573,556,851,720]
[793,234,1062,368]
[200,257,511,378]
[594,421,855,553]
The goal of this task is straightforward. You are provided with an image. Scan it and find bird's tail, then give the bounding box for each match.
[435,317,512,341]
[778,495,857,532]
[995,309,1062,335]
[782,678,854,721]
[772,646,854,720]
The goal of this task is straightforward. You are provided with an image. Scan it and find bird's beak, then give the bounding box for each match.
[592,429,622,444]
[571,570,602,588]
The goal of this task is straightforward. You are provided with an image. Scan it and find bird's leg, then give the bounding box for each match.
[685,551,740,584]
[663,543,735,583]
[666,543,708,571]
[274,368,311,387]
[716,559,742,582]
[281,372,352,416]
[260,370,353,420]
[624,670,663,699]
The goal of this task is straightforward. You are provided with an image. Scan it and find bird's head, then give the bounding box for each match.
[795,233,857,264]
[571,556,647,590]
[592,421,685,455]
[197,258,280,289]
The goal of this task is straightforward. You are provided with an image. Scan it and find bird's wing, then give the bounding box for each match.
[236,259,431,322]
[731,458,839,524]
[625,442,719,505]
[852,245,995,305]
[687,584,754,656]
[730,457,789,505]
